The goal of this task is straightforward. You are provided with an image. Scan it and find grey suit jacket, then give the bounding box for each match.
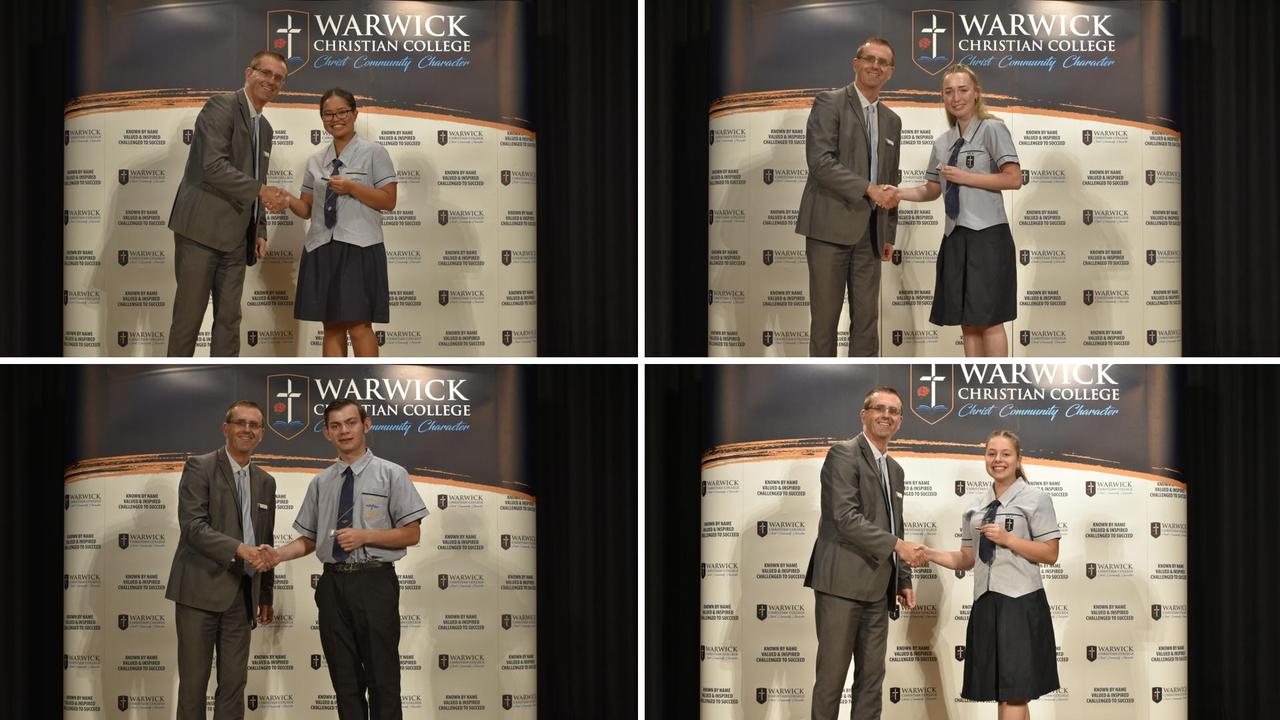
[804,433,911,602]
[794,83,901,253]
[168,90,272,253]
[166,449,276,621]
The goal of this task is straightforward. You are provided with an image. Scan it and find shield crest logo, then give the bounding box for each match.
[502,249,512,266]
[756,688,768,704]
[267,10,311,73]
[1150,521,1161,538]
[701,481,707,497]
[888,605,899,620]
[118,250,129,266]
[247,695,258,710]
[501,534,511,549]
[955,569,966,579]
[64,494,70,510]
[501,169,511,186]
[311,574,320,589]
[1021,169,1029,185]
[376,330,385,346]
[184,129,194,145]
[118,614,129,630]
[709,129,715,145]
[1083,289,1094,306]
[64,574,69,589]
[503,695,513,710]
[1082,129,1093,145]
[892,330,903,346]
[1151,604,1162,620]
[1086,562,1097,579]
[756,604,767,621]
[311,129,322,145]
[763,168,774,185]
[247,330,258,347]
[63,210,69,226]
[954,645,966,661]
[757,521,768,537]
[699,563,706,579]
[1147,249,1157,265]
[118,533,129,549]
[438,654,450,670]
[438,574,449,590]
[267,374,310,441]
[954,480,965,496]
[311,654,322,669]
[762,331,773,347]
[63,654,68,669]
[912,10,955,75]
[1019,249,1030,266]
[699,645,705,661]
[118,169,129,185]
[1004,518,1014,532]
[762,249,773,266]
[438,290,450,306]
[118,331,129,347]
[62,289,68,306]
[118,696,129,711]
[437,130,449,146]
[1086,481,1097,496]
[965,154,974,169]
[892,249,902,265]
[438,210,449,226]
[708,209,716,225]
[1146,169,1156,185]
[890,687,901,704]
[1087,645,1097,662]
[64,130,70,145]
[1083,209,1094,225]
[1152,687,1163,703]
[502,614,512,630]
[910,364,954,425]
[502,330,513,346]
[438,494,449,510]
[1147,330,1158,346]
[1019,330,1031,347]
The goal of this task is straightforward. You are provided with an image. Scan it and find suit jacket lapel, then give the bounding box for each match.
[855,434,889,530]
[845,84,867,140]
[215,450,244,534]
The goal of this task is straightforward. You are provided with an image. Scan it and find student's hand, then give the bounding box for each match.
[335,527,367,551]
[979,523,1011,547]
[941,166,970,185]
[327,175,354,195]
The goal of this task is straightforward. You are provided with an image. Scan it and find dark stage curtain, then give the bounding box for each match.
[645,0,1280,356]
[532,365,638,718]
[2,0,636,356]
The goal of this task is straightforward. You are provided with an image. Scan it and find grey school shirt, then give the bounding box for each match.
[925,118,1019,236]
[300,134,397,252]
[292,448,428,564]
[961,477,1060,601]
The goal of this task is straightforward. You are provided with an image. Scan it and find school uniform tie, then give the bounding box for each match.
[979,499,1002,564]
[332,466,355,561]
[865,104,879,185]
[944,137,964,220]
[237,468,256,576]
[324,158,343,229]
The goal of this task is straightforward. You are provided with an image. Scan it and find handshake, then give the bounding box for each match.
[867,183,901,210]
[895,539,930,568]
[257,185,291,213]
[238,543,282,572]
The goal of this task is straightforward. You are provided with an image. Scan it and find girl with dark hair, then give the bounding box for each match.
[280,88,397,357]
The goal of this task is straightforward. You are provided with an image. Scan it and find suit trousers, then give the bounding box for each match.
[317,564,403,720]
[174,577,253,720]
[811,590,889,720]
[806,228,880,357]
[168,232,247,357]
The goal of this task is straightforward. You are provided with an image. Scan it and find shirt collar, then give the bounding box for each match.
[224,446,249,476]
[323,133,363,165]
[861,433,888,462]
[853,83,877,111]
[240,88,260,122]
[976,476,1026,507]
[336,448,375,475]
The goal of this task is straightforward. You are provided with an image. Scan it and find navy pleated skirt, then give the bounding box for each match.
[929,223,1017,327]
[294,240,390,323]
[961,589,1060,702]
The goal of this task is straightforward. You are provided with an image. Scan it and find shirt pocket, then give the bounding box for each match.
[958,146,993,173]
[997,510,1029,539]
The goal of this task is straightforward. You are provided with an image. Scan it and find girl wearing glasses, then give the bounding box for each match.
[894,64,1021,357]
[922,430,1060,719]
[279,88,397,357]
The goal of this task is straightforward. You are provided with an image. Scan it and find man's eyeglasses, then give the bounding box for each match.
[251,66,287,84]
[227,419,264,431]
[857,54,894,68]
[863,404,902,417]
[321,108,355,122]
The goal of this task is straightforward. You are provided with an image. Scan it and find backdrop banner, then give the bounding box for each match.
[700,364,1185,717]
[707,0,1179,356]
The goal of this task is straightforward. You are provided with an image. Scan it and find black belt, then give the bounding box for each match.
[323,560,393,574]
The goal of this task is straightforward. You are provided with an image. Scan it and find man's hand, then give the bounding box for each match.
[258,185,289,212]
[895,539,928,568]
[881,242,895,262]
[254,237,267,260]
[335,528,368,552]
[867,183,900,210]
[897,587,916,610]
[237,543,272,572]
[256,604,274,625]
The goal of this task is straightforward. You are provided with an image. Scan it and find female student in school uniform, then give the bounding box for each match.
[893,64,1022,357]
[280,88,397,357]
[923,430,1061,719]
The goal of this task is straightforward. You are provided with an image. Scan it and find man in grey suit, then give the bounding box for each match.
[795,38,902,357]
[165,400,277,720]
[804,386,926,719]
[167,50,289,356]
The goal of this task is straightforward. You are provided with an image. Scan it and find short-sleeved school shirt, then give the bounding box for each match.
[925,118,1019,237]
[961,477,1060,601]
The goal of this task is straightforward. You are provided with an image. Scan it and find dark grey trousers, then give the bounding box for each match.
[168,232,246,357]
[174,579,253,720]
[317,564,403,720]
[811,590,888,720]
[806,231,881,357]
